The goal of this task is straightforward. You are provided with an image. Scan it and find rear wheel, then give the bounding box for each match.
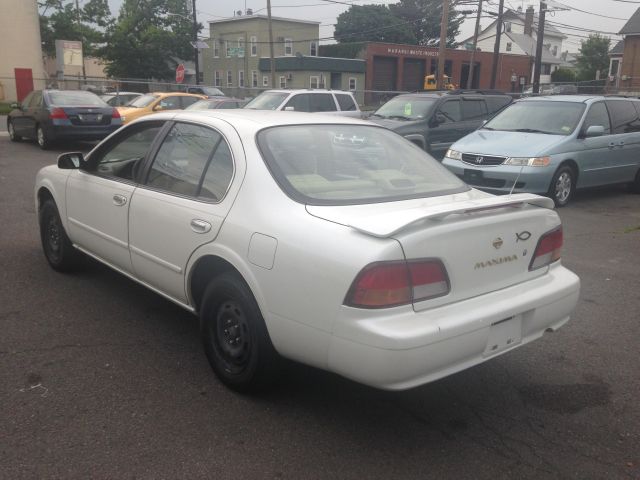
[7,120,21,142]
[548,166,575,207]
[200,273,280,393]
[630,169,640,194]
[39,199,82,272]
[36,125,51,150]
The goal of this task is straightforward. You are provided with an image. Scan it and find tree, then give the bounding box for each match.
[551,67,576,83]
[39,0,112,57]
[575,35,610,81]
[390,0,463,47]
[334,5,417,44]
[100,0,201,80]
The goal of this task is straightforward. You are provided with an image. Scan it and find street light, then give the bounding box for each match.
[168,1,200,85]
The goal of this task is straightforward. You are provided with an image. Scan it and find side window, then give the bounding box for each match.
[218,102,237,109]
[92,122,164,181]
[310,93,337,112]
[582,102,611,135]
[462,98,487,121]
[437,100,461,123]
[181,96,200,109]
[29,91,43,108]
[146,123,232,200]
[284,94,311,112]
[605,100,640,133]
[159,96,181,110]
[335,93,357,111]
[21,92,34,108]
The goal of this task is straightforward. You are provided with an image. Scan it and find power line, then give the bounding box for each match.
[550,1,628,21]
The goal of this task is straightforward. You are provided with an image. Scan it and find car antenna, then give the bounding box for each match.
[508,163,526,197]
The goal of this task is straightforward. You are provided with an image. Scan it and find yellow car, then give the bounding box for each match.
[117,92,206,124]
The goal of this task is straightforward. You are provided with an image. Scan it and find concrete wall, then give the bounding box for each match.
[0,0,47,101]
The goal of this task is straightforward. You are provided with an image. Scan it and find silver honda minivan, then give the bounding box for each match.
[442,95,640,206]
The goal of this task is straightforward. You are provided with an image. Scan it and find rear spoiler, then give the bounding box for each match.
[347,194,554,238]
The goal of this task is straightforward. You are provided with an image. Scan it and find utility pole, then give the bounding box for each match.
[490,0,504,89]
[532,1,547,94]
[267,0,276,88]
[192,0,200,85]
[467,0,483,89]
[436,0,450,90]
[74,0,86,82]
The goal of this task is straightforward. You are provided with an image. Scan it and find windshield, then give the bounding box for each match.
[484,101,586,135]
[186,100,217,110]
[372,97,438,120]
[127,94,159,108]
[244,92,288,110]
[48,91,107,107]
[257,124,468,205]
[201,87,224,96]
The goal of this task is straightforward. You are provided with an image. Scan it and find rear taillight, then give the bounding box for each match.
[529,227,563,271]
[112,108,121,119]
[49,107,67,119]
[345,259,450,309]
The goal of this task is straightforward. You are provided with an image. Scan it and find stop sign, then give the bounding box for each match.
[176,64,185,84]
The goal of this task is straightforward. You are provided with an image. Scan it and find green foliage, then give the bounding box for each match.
[390,0,462,47]
[319,43,367,59]
[575,35,610,82]
[334,5,417,44]
[100,0,201,80]
[551,67,576,83]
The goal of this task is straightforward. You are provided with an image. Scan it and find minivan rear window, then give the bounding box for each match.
[484,101,586,135]
[257,124,468,205]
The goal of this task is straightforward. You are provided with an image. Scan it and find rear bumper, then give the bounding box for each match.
[328,263,580,390]
[48,123,121,141]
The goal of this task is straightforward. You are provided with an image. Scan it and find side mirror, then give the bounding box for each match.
[431,112,446,126]
[57,152,85,169]
[11,102,19,109]
[584,125,605,138]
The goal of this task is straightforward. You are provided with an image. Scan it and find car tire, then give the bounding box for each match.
[200,272,280,393]
[36,125,51,150]
[630,169,640,194]
[548,166,575,207]
[39,199,82,272]
[7,120,21,142]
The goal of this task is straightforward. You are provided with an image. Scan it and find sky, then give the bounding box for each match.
[105,0,640,53]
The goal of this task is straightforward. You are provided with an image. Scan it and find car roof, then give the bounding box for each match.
[261,89,354,95]
[520,95,609,103]
[149,91,205,98]
[102,91,141,96]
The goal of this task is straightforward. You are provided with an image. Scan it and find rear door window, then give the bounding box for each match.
[29,91,43,108]
[335,93,357,111]
[310,93,337,112]
[605,100,640,133]
[180,96,200,109]
[462,98,487,121]
[582,102,611,135]
[159,96,181,110]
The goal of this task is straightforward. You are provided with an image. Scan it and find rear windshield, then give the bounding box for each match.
[257,124,468,205]
[484,100,586,135]
[186,100,217,110]
[48,91,107,107]
[244,92,288,110]
[372,96,438,120]
[127,94,159,108]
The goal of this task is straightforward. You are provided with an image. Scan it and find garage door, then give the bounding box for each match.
[403,59,426,91]
[372,57,397,92]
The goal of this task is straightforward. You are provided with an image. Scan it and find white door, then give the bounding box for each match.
[65,121,166,273]
[129,121,240,302]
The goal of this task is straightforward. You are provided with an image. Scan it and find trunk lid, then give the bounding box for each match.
[59,106,115,126]
[307,191,560,310]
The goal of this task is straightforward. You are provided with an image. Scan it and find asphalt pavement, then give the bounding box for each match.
[1,137,639,479]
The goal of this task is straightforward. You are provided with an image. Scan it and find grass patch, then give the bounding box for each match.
[0,102,13,115]
[623,225,640,233]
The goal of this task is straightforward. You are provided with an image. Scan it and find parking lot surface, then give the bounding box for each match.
[1,136,639,479]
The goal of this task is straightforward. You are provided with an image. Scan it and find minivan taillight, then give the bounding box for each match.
[529,227,563,271]
[49,107,67,119]
[344,259,450,309]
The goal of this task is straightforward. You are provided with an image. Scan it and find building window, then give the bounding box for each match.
[611,59,620,76]
[349,77,357,91]
[552,46,558,56]
[542,64,551,75]
[227,70,233,86]
[284,38,293,56]
[310,41,317,56]
[250,36,257,56]
[279,76,287,88]
[213,39,219,58]
[239,70,245,87]
[214,71,221,87]
[225,40,230,57]
[238,38,245,58]
[310,75,320,88]
[506,42,512,52]
[263,76,269,87]
[252,70,258,88]
[504,22,512,32]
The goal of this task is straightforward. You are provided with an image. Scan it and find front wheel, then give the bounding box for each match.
[548,166,575,207]
[39,199,82,272]
[200,273,280,393]
[8,120,21,142]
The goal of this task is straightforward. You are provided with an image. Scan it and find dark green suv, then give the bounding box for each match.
[369,91,513,160]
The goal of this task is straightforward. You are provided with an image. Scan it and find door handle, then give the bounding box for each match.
[608,142,616,149]
[190,219,212,234]
[112,194,127,206]
[618,141,625,148]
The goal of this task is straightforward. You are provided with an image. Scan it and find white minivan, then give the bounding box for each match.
[244,89,362,118]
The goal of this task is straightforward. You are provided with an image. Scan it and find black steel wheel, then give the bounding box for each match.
[548,166,575,207]
[39,199,82,272]
[7,120,21,142]
[200,273,280,393]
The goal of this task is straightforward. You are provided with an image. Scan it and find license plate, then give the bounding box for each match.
[78,114,101,122]
[463,169,484,184]
[483,316,522,357]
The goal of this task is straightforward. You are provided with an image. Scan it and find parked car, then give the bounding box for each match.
[244,89,361,118]
[117,92,205,124]
[7,89,122,149]
[186,98,247,110]
[551,84,578,95]
[100,91,142,107]
[368,91,513,159]
[186,86,226,98]
[441,95,640,206]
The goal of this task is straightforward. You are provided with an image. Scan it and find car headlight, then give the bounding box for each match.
[504,156,551,167]
[445,149,462,160]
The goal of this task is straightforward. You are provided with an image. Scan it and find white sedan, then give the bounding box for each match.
[35,110,580,392]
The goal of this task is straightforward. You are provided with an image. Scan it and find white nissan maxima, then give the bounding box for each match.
[35,110,580,392]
